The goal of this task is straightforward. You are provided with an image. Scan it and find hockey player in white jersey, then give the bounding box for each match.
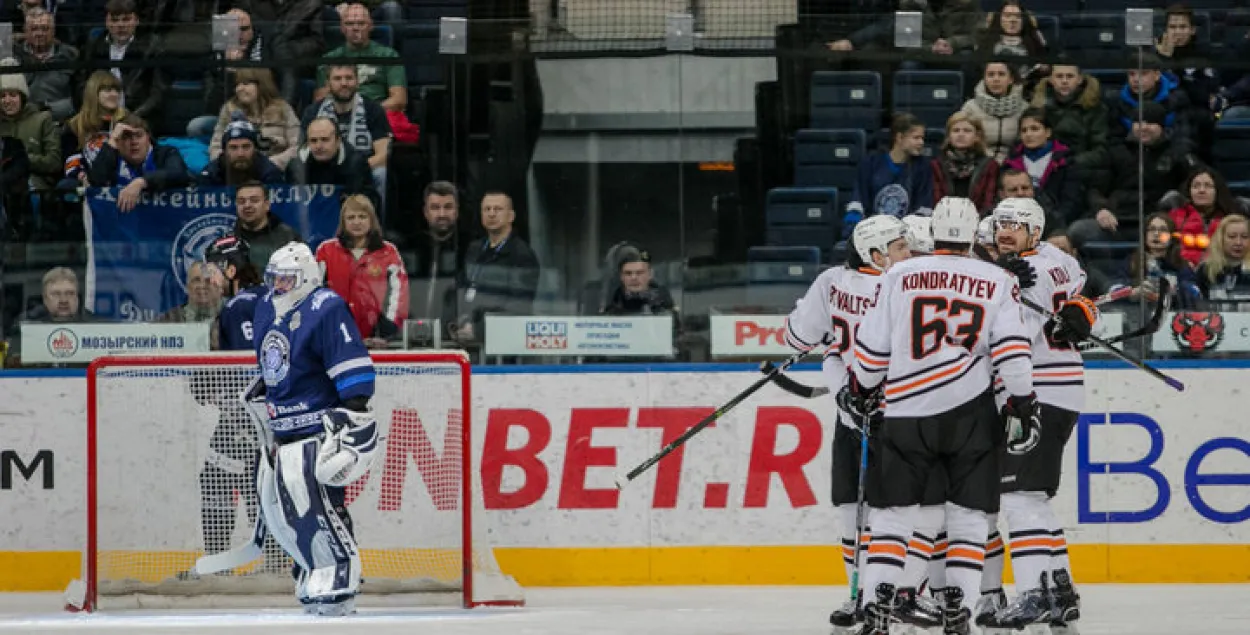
[240,242,381,615]
[840,197,1041,635]
[784,216,913,630]
[978,198,1094,633]
[902,215,934,255]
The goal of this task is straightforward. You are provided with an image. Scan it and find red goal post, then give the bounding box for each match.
[71,350,524,611]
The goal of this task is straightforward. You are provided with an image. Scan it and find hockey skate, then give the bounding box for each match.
[982,573,1054,630]
[857,584,899,635]
[973,589,1009,635]
[302,597,357,617]
[1048,569,1081,634]
[936,587,971,635]
[829,596,862,632]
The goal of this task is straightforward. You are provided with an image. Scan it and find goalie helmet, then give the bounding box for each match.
[853,215,909,270]
[902,215,934,254]
[931,197,980,246]
[992,197,1047,242]
[266,241,321,319]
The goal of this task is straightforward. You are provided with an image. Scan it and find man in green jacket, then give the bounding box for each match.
[0,64,60,192]
[1029,62,1111,191]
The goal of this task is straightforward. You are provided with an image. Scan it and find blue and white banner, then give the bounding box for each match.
[84,185,342,321]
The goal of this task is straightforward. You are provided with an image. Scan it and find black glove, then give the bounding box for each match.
[997,252,1037,289]
[1001,393,1042,455]
[1048,295,1097,344]
[836,374,883,431]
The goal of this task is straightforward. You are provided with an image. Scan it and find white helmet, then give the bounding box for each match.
[853,215,909,270]
[902,215,934,254]
[266,241,321,320]
[931,197,981,247]
[977,217,997,246]
[992,197,1046,242]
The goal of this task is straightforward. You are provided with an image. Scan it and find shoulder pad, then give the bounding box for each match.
[310,288,338,312]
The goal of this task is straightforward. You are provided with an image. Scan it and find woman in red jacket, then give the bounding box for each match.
[316,195,409,347]
[1168,167,1245,267]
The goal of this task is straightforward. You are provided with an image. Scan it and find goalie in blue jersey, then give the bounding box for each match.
[241,241,380,615]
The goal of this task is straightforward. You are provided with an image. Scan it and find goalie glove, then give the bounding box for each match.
[1001,393,1042,455]
[997,252,1037,290]
[315,407,380,486]
[1048,295,1098,344]
[836,373,883,429]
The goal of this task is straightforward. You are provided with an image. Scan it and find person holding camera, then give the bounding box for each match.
[86,113,192,211]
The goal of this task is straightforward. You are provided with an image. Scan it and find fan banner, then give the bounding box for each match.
[83,185,343,321]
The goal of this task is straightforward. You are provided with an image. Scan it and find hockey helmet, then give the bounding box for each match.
[992,197,1046,241]
[977,217,997,246]
[205,234,251,270]
[853,215,909,270]
[902,215,934,255]
[931,197,981,246]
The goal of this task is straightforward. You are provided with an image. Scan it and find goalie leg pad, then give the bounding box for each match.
[266,438,362,605]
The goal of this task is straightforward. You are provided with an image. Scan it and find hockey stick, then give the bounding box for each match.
[194,506,267,574]
[1096,277,1171,346]
[760,360,829,398]
[848,412,871,605]
[615,350,807,489]
[1020,295,1184,392]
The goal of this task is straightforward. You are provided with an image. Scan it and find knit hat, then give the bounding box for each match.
[1138,101,1169,127]
[222,117,259,149]
[0,58,29,99]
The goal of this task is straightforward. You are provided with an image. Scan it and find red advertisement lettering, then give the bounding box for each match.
[481,409,552,509]
[347,408,461,511]
[636,407,716,508]
[734,320,785,346]
[558,408,629,509]
[743,406,822,508]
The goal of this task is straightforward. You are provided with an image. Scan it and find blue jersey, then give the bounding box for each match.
[217,285,264,351]
[253,287,375,440]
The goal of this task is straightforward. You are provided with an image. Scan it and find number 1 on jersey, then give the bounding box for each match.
[340,323,353,343]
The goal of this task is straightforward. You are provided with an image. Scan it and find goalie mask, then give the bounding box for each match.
[853,215,909,271]
[902,215,934,255]
[266,242,321,320]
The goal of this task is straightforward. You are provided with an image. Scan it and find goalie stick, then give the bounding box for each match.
[193,486,269,574]
[1020,295,1184,392]
[615,349,808,489]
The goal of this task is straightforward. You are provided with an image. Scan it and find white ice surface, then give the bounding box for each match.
[0,585,1244,634]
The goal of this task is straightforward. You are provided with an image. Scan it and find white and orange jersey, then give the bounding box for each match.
[785,265,883,423]
[993,241,1088,413]
[852,253,1033,418]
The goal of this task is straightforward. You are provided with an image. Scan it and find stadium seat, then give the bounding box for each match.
[792,129,865,197]
[399,23,443,88]
[1021,0,1080,11]
[745,246,823,306]
[810,71,882,131]
[161,80,206,137]
[1060,14,1126,51]
[1213,121,1250,183]
[1086,68,1127,102]
[1223,11,1250,49]
[892,71,964,130]
[405,0,468,23]
[1034,14,1060,48]
[765,187,840,257]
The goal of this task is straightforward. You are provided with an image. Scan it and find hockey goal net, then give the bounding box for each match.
[72,351,523,611]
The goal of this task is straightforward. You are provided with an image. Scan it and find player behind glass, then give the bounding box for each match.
[783,216,912,630]
[841,196,1042,635]
[977,198,1093,633]
[207,235,266,352]
[244,241,381,615]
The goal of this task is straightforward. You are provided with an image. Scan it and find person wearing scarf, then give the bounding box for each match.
[1002,107,1083,233]
[85,113,191,212]
[959,61,1028,162]
[931,111,999,214]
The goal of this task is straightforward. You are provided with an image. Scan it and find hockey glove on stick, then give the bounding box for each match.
[836,373,883,424]
[1001,393,1042,455]
[316,407,380,486]
[997,252,1037,289]
[1048,295,1097,344]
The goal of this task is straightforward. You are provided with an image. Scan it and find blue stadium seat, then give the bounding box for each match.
[400,24,443,88]
[765,187,841,256]
[892,71,964,130]
[1060,14,1126,51]
[1223,11,1250,49]
[1213,121,1250,183]
[810,71,882,131]
[1034,14,1060,48]
[745,246,823,306]
[793,129,866,198]
[1086,68,1127,102]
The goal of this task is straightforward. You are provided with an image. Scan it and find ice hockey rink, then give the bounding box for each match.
[0,585,1244,634]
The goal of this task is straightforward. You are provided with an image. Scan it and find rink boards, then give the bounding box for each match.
[0,361,1247,591]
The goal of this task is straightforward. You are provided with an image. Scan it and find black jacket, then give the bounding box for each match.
[86,143,191,189]
[233,214,302,271]
[1107,73,1194,144]
[198,152,286,187]
[284,142,378,208]
[76,34,167,121]
[1089,135,1199,225]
